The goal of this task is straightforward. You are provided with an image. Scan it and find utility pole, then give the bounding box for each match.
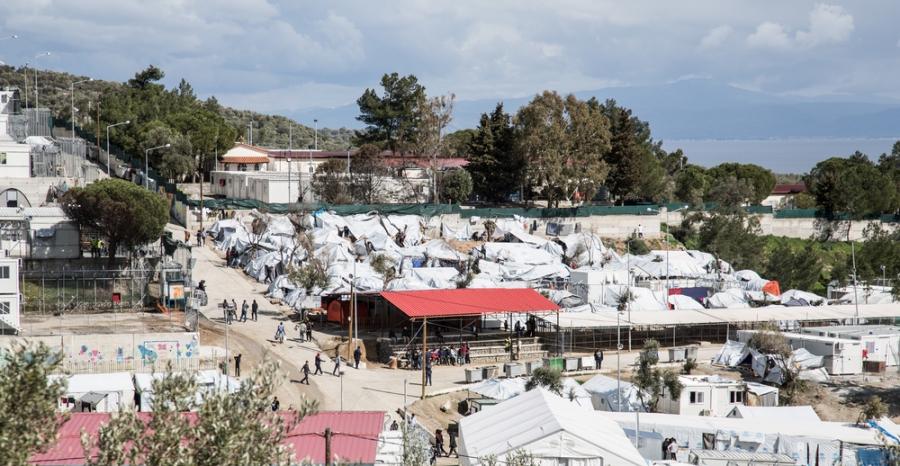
[324,428,333,466]
[314,119,318,151]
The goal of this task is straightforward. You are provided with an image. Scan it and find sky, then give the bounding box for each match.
[1,1,899,129]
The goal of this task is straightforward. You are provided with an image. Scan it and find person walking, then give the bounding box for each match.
[425,362,432,386]
[300,361,310,385]
[305,321,313,342]
[233,353,242,377]
[332,355,342,376]
[271,396,280,412]
[298,322,307,342]
[314,352,324,375]
[595,349,604,370]
[434,429,446,457]
[275,322,285,343]
[222,299,229,323]
[353,346,362,369]
[240,300,248,322]
[196,229,203,246]
[230,299,237,323]
[251,300,259,321]
[448,430,458,458]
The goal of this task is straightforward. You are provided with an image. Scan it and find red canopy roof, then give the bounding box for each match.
[31,411,386,465]
[381,288,559,319]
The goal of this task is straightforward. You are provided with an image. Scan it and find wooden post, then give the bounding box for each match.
[421,317,428,399]
[324,428,332,466]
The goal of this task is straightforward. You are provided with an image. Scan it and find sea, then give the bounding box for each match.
[662,138,900,173]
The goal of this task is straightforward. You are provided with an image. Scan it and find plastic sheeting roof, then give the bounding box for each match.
[468,377,526,400]
[458,388,646,466]
[729,405,820,423]
[550,304,900,329]
[581,374,647,412]
[381,288,559,318]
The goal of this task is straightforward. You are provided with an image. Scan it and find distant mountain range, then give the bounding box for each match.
[290,79,900,140]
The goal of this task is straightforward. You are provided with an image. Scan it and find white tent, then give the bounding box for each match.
[728,405,820,423]
[581,374,647,412]
[458,388,646,466]
[707,288,748,309]
[780,289,827,306]
[467,377,526,401]
[667,294,705,310]
[561,378,594,409]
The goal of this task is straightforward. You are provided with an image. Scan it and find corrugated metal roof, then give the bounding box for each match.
[31,411,385,465]
[285,411,386,464]
[221,155,271,164]
[381,288,560,318]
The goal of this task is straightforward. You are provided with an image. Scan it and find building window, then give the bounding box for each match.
[730,391,744,403]
[0,152,6,165]
[689,391,704,404]
[238,164,247,172]
[0,301,9,314]
[0,266,9,279]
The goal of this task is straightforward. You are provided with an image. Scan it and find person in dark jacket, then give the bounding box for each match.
[300,361,310,384]
[251,300,259,321]
[353,346,362,369]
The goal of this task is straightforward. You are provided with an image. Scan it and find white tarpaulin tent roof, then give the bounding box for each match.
[581,374,647,412]
[467,378,526,401]
[728,405,820,423]
[458,388,646,466]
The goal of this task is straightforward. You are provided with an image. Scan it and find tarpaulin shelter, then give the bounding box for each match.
[380,288,559,319]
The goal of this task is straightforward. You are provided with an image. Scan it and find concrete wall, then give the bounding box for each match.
[0,331,202,373]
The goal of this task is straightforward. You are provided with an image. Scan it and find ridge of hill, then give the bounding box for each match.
[0,65,354,151]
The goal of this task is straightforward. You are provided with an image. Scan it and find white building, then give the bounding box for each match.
[51,372,135,413]
[0,255,21,333]
[0,89,32,178]
[133,369,239,412]
[458,388,646,466]
[219,143,270,171]
[0,207,81,259]
[658,375,748,417]
[802,325,900,367]
[737,329,863,375]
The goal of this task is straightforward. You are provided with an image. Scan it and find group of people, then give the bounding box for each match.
[661,437,679,460]
[221,299,259,324]
[405,343,471,370]
[89,238,106,258]
[431,427,458,463]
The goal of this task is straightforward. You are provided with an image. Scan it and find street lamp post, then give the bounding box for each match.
[70,78,91,138]
[287,157,292,205]
[32,52,51,110]
[314,119,318,151]
[144,144,171,189]
[106,121,130,176]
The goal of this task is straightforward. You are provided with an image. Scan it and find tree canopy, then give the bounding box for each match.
[516,92,611,207]
[465,103,523,202]
[354,73,427,154]
[61,178,168,264]
[0,343,68,465]
[705,163,775,205]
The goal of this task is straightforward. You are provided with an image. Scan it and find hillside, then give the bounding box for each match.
[0,65,353,151]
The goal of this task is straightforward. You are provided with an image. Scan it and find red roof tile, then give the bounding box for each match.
[771,183,806,195]
[381,288,559,319]
[222,155,271,164]
[31,411,385,465]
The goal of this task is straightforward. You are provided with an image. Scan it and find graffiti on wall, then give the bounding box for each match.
[138,334,199,366]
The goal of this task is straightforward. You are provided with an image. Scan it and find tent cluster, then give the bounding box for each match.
[204,210,875,317]
[204,212,621,311]
[712,340,829,384]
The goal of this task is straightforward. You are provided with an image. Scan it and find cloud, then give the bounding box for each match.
[747,4,853,50]
[796,4,854,47]
[699,25,733,49]
[746,22,791,49]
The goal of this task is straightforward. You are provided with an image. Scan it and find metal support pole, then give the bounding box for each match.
[421,318,428,400]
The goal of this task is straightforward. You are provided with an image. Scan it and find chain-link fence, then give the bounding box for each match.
[22,267,154,314]
[24,108,52,138]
